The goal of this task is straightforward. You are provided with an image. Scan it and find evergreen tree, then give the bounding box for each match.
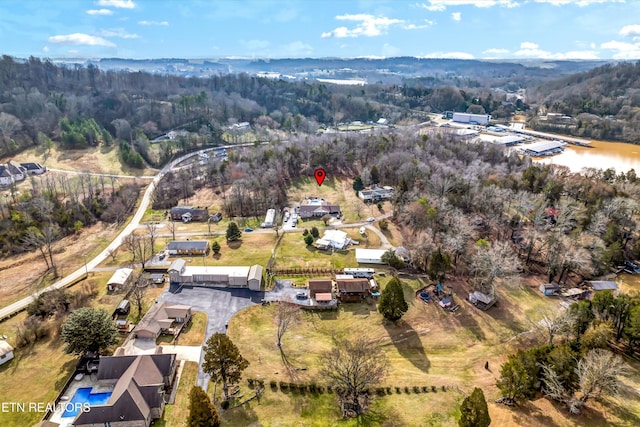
[202,333,249,401]
[304,234,314,245]
[497,350,539,401]
[381,248,404,269]
[211,240,221,255]
[61,307,118,355]
[226,222,242,241]
[428,247,451,281]
[187,386,221,427]
[352,176,364,192]
[459,387,491,427]
[310,226,320,238]
[378,277,408,322]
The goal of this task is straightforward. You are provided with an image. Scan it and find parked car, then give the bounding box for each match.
[296,292,308,300]
[245,227,254,232]
[366,217,375,222]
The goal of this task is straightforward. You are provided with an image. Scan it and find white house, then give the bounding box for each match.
[315,229,350,250]
[355,248,387,264]
[0,340,14,366]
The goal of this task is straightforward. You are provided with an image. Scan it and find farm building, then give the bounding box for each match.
[170,206,209,222]
[521,140,566,156]
[358,186,394,203]
[355,248,387,264]
[336,278,370,302]
[166,240,210,256]
[107,267,134,292]
[539,283,560,296]
[168,259,263,289]
[297,199,341,219]
[491,135,525,146]
[452,112,491,125]
[308,278,333,299]
[0,340,14,366]
[261,209,276,228]
[133,302,192,340]
[315,229,351,250]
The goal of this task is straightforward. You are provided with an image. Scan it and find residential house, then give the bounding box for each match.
[0,340,14,366]
[168,258,263,289]
[358,186,394,203]
[72,353,177,427]
[0,165,13,187]
[355,248,387,264]
[297,199,341,219]
[0,161,27,187]
[308,278,333,300]
[315,229,350,250]
[133,302,192,340]
[587,281,619,294]
[166,240,210,256]
[336,278,370,302]
[169,206,209,222]
[107,268,134,292]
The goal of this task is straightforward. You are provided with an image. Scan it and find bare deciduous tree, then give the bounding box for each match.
[130,274,147,321]
[470,240,520,296]
[539,310,575,345]
[542,349,627,414]
[166,219,176,241]
[320,338,388,416]
[275,302,300,348]
[146,221,159,254]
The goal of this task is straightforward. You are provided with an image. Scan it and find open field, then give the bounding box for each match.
[7,144,157,176]
[157,361,200,427]
[225,274,640,426]
[273,232,356,270]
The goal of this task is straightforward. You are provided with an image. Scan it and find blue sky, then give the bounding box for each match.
[1,0,640,60]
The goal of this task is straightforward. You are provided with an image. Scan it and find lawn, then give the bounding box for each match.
[156,361,200,427]
[274,232,356,270]
[158,312,207,347]
[223,274,640,426]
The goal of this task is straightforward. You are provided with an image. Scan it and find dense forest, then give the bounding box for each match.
[528,61,640,142]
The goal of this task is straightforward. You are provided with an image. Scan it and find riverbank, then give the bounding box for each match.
[534,138,640,173]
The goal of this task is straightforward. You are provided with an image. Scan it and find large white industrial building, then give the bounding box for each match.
[168,259,263,290]
[452,113,491,125]
[355,248,388,264]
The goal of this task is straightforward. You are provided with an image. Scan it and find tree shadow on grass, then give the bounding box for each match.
[227,239,243,250]
[352,407,389,427]
[449,305,486,342]
[224,400,259,425]
[511,400,558,427]
[383,321,430,373]
[280,348,301,382]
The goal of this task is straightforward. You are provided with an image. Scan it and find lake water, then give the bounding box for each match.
[534,140,640,173]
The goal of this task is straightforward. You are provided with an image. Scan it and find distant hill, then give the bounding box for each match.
[527,61,640,143]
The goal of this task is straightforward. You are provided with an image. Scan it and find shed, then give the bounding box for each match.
[539,283,560,296]
[248,265,263,291]
[150,273,165,284]
[587,281,619,292]
[0,340,14,366]
[309,278,333,298]
[114,299,131,316]
[469,291,497,310]
[107,267,134,291]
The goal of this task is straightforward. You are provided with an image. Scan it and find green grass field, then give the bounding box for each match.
[157,361,200,427]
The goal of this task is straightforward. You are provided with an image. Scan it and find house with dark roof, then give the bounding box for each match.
[71,353,177,427]
[358,186,394,203]
[133,302,192,340]
[308,278,333,299]
[336,278,370,302]
[298,202,341,219]
[166,240,210,256]
[169,206,209,222]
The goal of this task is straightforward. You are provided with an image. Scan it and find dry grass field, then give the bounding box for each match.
[223,274,640,426]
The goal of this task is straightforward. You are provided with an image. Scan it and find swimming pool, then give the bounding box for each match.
[62,387,112,418]
[307,199,323,205]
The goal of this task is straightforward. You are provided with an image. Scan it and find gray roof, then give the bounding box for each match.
[168,258,186,273]
[133,302,191,337]
[248,264,263,281]
[170,206,208,215]
[167,240,209,251]
[587,281,618,291]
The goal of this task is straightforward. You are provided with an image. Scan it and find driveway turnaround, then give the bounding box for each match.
[157,285,265,388]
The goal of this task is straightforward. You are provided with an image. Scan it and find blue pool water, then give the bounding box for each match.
[308,199,323,205]
[62,387,112,418]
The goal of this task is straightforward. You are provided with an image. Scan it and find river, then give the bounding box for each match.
[534,139,640,173]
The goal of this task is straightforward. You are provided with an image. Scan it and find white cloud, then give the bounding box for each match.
[520,41,539,49]
[47,33,116,47]
[282,41,313,56]
[86,9,113,15]
[42,46,49,52]
[590,42,596,49]
[99,28,139,39]
[418,0,519,9]
[97,0,135,9]
[404,19,435,30]
[534,0,623,5]
[423,51,475,59]
[321,14,404,38]
[601,40,640,59]
[515,43,600,59]
[138,20,169,26]
[620,24,640,38]
[483,48,509,54]
[451,12,461,21]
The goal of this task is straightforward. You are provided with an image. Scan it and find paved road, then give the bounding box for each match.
[156,286,264,389]
[0,147,224,321]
